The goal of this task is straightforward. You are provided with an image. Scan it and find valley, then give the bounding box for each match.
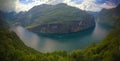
[0,1,120,61]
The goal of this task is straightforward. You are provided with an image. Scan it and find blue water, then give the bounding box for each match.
[12,20,112,53]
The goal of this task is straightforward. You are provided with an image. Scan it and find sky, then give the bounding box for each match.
[0,0,120,12]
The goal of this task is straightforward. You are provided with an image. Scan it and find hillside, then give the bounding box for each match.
[0,17,120,61]
[0,27,120,61]
[0,19,69,61]
[0,3,95,34]
[16,3,94,26]
[98,4,120,28]
[0,19,9,30]
[15,3,95,34]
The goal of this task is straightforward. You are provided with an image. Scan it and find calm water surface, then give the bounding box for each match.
[12,20,112,52]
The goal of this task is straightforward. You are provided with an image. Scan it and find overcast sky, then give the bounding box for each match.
[0,0,119,12]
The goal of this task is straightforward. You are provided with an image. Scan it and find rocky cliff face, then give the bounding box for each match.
[29,19,95,34]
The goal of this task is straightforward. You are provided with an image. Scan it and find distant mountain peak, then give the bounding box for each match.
[116,4,120,8]
[56,3,68,6]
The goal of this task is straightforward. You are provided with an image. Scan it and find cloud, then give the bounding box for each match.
[0,0,47,12]
[46,0,64,5]
[46,0,116,12]
[64,0,116,12]
[63,0,102,12]
[15,0,46,12]
[100,3,116,9]
[15,0,65,12]
[0,0,17,12]
[0,0,117,12]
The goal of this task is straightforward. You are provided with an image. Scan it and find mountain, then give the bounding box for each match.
[98,4,120,28]
[15,3,95,34]
[0,11,20,26]
[87,11,99,17]
[108,0,120,5]
[0,17,9,29]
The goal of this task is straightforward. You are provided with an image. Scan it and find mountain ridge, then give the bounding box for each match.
[18,3,95,34]
[98,4,120,28]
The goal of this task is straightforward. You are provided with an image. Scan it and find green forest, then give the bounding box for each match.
[0,20,120,61]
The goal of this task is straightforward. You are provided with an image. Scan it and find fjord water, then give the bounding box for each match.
[12,19,111,53]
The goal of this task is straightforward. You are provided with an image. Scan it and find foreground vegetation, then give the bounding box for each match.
[0,28,120,61]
